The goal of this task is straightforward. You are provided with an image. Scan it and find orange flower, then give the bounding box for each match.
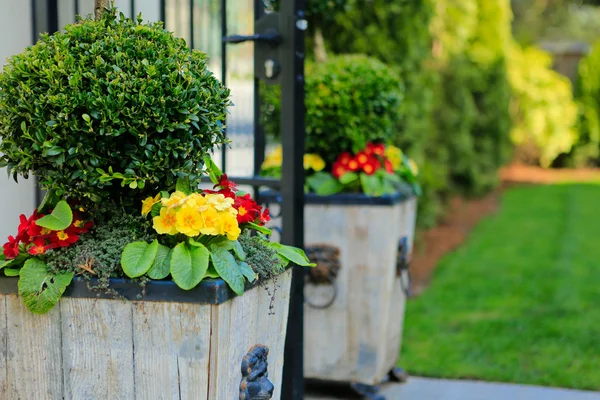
[356,151,369,166]
[337,152,353,166]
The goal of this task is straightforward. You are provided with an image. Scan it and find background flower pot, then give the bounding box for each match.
[0,269,292,399]
[264,190,417,387]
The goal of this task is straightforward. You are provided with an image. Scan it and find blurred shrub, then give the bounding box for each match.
[262,54,403,165]
[434,57,512,195]
[508,45,578,167]
[573,40,600,165]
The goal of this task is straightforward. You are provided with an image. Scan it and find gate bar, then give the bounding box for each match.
[280,0,307,398]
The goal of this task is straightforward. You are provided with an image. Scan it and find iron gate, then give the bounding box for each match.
[32,0,307,398]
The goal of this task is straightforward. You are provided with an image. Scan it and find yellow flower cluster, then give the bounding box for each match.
[261,145,326,172]
[385,145,419,176]
[142,191,241,240]
[385,145,403,171]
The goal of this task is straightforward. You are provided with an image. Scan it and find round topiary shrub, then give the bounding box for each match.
[262,54,403,164]
[0,8,230,206]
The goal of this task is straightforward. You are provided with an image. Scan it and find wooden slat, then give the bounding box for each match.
[60,297,134,400]
[0,296,7,398]
[176,302,212,398]
[304,205,353,380]
[209,270,292,400]
[5,294,63,399]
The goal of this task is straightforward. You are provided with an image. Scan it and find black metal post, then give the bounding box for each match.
[280,0,306,398]
[220,0,228,172]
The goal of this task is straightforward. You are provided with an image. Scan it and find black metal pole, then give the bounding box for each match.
[280,0,306,398]
[220,0,228,173]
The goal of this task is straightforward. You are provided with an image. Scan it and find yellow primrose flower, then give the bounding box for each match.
[199,207,221,236]
[261,145,283,170]
[304,154,326,172]
[205,193,235,212]
[221,212,241,241]
[408,159,419,176]
[185,192,207,209]
[141,193,161,216]
[153,207,178,235]
[161,191,188,208]
[385,145,403,171]
[175,206,203,237]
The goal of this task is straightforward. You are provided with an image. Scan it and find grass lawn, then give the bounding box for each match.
[401,183,600,391]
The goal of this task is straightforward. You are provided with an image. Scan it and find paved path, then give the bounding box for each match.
[307,377,600,400]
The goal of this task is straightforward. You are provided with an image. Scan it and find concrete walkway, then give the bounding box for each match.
[307,377,600,400]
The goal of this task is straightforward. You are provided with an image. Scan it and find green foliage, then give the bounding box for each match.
[574,40,600,165]
[35,200,73,231]
[508,45,578,167]
[210,245,245,295]
[435,57,512,195]
[18,258,74,314]
[266,0,351,25]
[121,240,159,278]
[46,204,155,284]
[238,233,285,281]
[169,241,209,290]
[262,54,403,164]
[0,7,230,207]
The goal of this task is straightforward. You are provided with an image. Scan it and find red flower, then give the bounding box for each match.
[355,151,370,166]
[70,216,93,234]
[234,194,262,224]
[3,235,19,259]
[259,208,270,225]
[384,159,394,173]
[366,142,386,157]
[362,157,381,176]
[332,161,348,179]
[214,174,238,192]
[337,152,353,166]
[49,230,80,247]
[27,238,56,256]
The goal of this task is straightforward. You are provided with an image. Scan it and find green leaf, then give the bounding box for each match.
[176,176,192,195]
[204,156,223,184]
[268,242,316,267]
[82,113,91,123]
[170,242,209,290]
[121,240,158,278]
[150,202,162,218]
[147,244,171,280]
[18,258,74,314]
[4,268,20,277]
[232,240,246,261]
[307,172,344,196]
[38,190,58,213]
[238,261,257,282]
[35,200,73,230]
[0,253,28,270]
[205,264,220,278]
[206,236,234,251]
[360,173,385,197]
[210,248,244,295]
[339,172,359,185]
[246,222,272,235]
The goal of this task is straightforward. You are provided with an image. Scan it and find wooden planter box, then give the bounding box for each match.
[0,269,292,400]
[264,190,416,391]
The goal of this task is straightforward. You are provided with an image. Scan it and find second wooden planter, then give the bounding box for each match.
[264,190,417,397]
[0,269,292,400]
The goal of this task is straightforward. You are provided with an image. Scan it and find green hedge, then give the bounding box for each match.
[573,40,600,166]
